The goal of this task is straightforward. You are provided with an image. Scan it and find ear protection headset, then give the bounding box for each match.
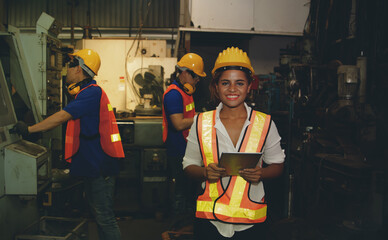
[182,83,195,95]
[67,78,92,95]
[177,69,199,95]
[175,75,196,95]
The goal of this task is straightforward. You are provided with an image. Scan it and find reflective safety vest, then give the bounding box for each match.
[162,84,195,142]
[65,84,125,163]
[196,110,271,224]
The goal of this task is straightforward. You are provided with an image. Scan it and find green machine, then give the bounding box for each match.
[0,12,63,240]
[0,55,51,240]
[6,12,63,158]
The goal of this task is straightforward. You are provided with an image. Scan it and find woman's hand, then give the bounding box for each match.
[204,163,226,183]
[239,166,263,183]
[239,163,284,183]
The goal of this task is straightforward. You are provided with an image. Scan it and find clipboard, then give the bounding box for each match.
[219,152,262,176]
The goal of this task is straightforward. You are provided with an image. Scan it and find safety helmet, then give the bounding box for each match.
[177,53,206,77]
[69,49,101,77]
[212,47,254,77]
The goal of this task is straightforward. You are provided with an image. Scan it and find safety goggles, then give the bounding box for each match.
[67,56,96,77]
[68,58,79,68]
[187,70,199,80]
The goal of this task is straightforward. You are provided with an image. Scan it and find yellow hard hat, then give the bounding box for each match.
[70,49,101,77]
[212,47,254,77]
[177,53,206,77]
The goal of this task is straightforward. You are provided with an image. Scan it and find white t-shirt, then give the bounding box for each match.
[183,102,285,238]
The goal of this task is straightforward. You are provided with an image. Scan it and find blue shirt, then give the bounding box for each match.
[163,81,188,157]
[63,80,120,177]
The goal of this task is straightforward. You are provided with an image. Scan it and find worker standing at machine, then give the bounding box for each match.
[162,53,206,218]
[12,49,124,240]
[183,47,285,239]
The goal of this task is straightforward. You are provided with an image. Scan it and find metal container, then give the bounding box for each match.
[337,65,359,100]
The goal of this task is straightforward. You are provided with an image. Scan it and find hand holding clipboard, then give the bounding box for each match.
[219,152,262,176]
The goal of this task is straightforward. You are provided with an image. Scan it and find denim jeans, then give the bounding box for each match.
[84,176,121,240]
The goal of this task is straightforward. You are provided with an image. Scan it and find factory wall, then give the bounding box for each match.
[7,0,178,29]
[249,35,297,75]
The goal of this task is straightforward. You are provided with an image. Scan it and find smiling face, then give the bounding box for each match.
[216,70,251,109]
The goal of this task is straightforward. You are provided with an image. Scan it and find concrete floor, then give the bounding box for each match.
[86,179,191,240]
[24,175,382,240]
[88,215,172,240]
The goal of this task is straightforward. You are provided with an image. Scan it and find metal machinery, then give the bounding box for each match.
[0,12,79,240]
[243,34,380,237]
[116,117,168,214]
[0,41,51,239]
[10,12,63,160]
[268,37,381,238]
[115,65,168,214]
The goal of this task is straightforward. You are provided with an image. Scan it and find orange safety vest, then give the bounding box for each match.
[162,84,195,142]
[196,110,271,224]
[65,84,125,163]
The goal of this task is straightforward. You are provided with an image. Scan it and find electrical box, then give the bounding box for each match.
[4,140,50,195]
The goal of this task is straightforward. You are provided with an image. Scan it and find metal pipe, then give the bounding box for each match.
[357,56,367,103]
[71,0,74,46]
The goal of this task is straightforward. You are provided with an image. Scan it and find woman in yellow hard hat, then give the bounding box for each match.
[183,47,285,239]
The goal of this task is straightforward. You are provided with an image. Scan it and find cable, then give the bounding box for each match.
[125,0,153,106]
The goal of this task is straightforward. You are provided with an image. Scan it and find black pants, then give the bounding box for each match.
[194,218,268,240]
[168,155,197,215]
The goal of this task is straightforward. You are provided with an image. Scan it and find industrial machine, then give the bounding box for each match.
[0,12,65,240]
[270,37,380,237]
[1,12,63,163]
[115,59,169,213]
[0,51,51,240]
[115,114,168,213]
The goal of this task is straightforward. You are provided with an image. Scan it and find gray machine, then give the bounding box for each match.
[0,56,51,240]
[3,12,63,156]
[0,12,62,240]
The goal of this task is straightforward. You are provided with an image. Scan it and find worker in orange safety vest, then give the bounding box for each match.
[183,47,285,239]
[12,48,123,240]
[162,53,206,219]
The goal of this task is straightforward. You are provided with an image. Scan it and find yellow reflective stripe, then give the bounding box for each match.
[107,103,113,111]
[197,200,216,213]
[245,112,266,152]
[201,111,220,198]
[229,176,246,207]
[111,133,121,142]
[201,112,215,165]
[208,182,220,199]
[186,102,195,112]
[214,202,267,220]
